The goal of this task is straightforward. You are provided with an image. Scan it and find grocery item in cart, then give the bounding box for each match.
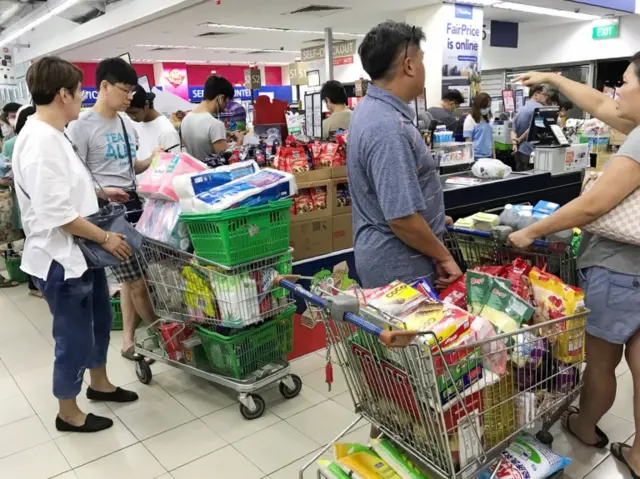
[172,161,260,199]
[180,168,297,214]
[335,444,402,478]
[136,200,191,251]
[138,152,208,201]
[441,275,467,310]
[466,271,510,315]
[509,332,544,368]
[159,323,187,361]
[212,273,261,328]
[318,460,352,479]
[410,304,473,350]
[529,267,586,364]
[479,282,535,334]
[183,265,218,321]
[478,433,571,479]
[500,258,532,301]
[370,438,431,479]
[367,280,441,318]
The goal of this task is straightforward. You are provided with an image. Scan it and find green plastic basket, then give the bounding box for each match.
[196,307,295,379]
[111,298,124,331]
[181,199,292,266]
[5,257,28,283]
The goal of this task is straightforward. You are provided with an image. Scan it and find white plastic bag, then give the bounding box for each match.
[472,159,512,179]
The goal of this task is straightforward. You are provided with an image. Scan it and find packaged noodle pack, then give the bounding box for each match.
[479,282,535,335]
[529,268,586,364]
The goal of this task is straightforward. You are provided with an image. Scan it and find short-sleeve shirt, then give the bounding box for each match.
[463,116,494,159]
[347,84,445,288]
[13,119,99,280]
[66,110,139,189]
[513,99,543,157]
[180,112,227,161]
[578,126,640,275]
[322,110,352,139]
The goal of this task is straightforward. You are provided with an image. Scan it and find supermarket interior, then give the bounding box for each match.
[1,0,640,478]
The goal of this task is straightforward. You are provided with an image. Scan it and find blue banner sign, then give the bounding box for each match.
[189,85,292,104]
[81,87,98,105]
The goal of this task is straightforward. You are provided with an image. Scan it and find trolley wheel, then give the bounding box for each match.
[279,374,303,399]
[239,394,265,420]
[536,429,554,447]
[135,359,152,385]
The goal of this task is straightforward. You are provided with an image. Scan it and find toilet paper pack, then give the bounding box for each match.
[138,152,208,201]
[172,161,260,200]
[181,168,297,214]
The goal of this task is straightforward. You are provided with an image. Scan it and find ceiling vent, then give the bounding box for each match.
[197,31,235,37]
[285,5,347,17]
[149,47,177,52]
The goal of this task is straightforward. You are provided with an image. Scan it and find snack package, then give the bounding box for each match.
[317,460,352,479]
[337,452,402,479]
[159,323,186,362]
[467,271,510,315]
[370,438,431,479]
[407,305,472,350]
[528,267,586,364]
[471,315,507,375]
[480,282,535,335]
[410,277,441,303]
[181,169,297,214]
[310,186,327,210]
[139,152,208,201]
[317,138,346,168]
[500,258,532,301]
[441,275,467,310]
[172,161,259,199]
[509,332,544,368]
[478,433,571,479]
[293,189,314,215]
[367,281,432,317]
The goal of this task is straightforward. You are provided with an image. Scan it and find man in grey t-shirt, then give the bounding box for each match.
[181,75,235,162]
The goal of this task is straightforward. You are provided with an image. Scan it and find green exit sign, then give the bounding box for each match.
[592,19,620,40]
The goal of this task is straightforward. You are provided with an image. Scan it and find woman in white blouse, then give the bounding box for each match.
[13,57,139,433]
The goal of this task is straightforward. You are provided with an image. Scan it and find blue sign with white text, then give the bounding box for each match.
[569,0,635,13]
[455,4,474,19]
[188,85,293,104]
[81,87,98,105]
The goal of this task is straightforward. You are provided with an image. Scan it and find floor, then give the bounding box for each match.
[0,283,637,479]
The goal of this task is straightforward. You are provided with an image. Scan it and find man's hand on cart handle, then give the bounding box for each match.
[435,258,463,291]
[507,229,537,249]
[445,216,454,226]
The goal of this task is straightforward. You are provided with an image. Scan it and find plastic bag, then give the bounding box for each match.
[478,433,571,479]
[472,159,512,179]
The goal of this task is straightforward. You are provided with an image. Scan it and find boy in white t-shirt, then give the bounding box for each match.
[127,85,181,159]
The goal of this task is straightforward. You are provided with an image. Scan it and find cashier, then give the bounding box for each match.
[511,85,551,171]
[463,92,495,159]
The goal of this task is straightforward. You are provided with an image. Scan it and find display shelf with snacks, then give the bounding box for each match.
[432,142,474,169]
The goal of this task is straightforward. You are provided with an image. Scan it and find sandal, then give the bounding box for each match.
[563,406,609,449]
[611,442,640,479]
[0,278,20,289]
[121,346,155,365]
[28,289,43,298]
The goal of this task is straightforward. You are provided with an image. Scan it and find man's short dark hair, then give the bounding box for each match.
[96,58,138,88]
[529,85,545,98]
[203,75,234,101]
[560,100,574,111]
[26,56,83,106]
[359,20,425,81]
[443,90,465,105]
[2,102,21,115]
[321,80,348,105]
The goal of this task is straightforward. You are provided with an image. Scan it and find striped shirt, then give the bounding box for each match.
[347,84,445,288]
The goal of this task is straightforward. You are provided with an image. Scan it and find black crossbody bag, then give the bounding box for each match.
[15,134,143,270]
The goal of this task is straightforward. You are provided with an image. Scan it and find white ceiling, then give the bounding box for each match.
[56,0,631,64]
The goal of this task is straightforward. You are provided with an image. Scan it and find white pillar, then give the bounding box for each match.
[324,27,334,82]
[153,62,164,88]
[258,65,267,86]
[406,4,447,108]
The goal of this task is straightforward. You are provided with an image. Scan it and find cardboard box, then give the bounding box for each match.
[332,214,353,251]
[332,177,351,215]
[292,179,333,223]
[293,167,331,184]
[331,166,347,178]
[290,219,332,261]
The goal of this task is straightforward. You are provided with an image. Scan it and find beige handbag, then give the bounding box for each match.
[581,168,640,245]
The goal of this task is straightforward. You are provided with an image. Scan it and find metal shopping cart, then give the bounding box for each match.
[276,231,586,478]
[132,239,303,419]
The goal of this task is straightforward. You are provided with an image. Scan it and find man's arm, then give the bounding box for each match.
[209,120,228,154]
[134,150,159,174]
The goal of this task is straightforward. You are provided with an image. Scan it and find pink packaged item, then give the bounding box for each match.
[138,152,208,201]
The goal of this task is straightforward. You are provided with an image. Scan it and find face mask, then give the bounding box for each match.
[480,108,490,116]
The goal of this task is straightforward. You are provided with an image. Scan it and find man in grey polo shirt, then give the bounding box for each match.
[348,20,462,290]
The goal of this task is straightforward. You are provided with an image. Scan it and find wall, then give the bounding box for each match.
[483,15,640,71]
[186,65,282,86]
[73,62,156,87]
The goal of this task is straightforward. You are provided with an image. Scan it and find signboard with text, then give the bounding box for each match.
[188,85,292,104]
[592,18,620,40]
[244,68,261,90]
[288,62,308,86]
[301,40,357,62]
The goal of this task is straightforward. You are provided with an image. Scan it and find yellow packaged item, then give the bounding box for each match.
[337,451,402,478]
[454,217,475,229]
[529,267,586,364]
[470,212,499,232]
[182,265,217,319]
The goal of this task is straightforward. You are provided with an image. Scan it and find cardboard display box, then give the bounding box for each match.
[293,167,332,184]
[332,177,351,215]
[292,179,333,223]
[332,214,353,251]
[331,166,347,178]
[290,219,333,261]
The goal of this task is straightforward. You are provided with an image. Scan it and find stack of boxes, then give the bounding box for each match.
[289,164,353,260]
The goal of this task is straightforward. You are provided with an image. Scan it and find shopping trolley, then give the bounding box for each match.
[276,232,586,478]
[132,239,303,419]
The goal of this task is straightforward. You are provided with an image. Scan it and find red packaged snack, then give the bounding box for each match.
[311,140,323,165]
[317,140,346,168]
[500,258,532,300]
[441,274,468,311]
[159,323,186,361]
[309,186,327,210]
[293,189,314,215]
[473,265,505,276]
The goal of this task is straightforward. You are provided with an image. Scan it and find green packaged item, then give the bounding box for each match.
[317,460,352,479]
[480,282,535,334]
[370,438,432,479]
[466,271,510,315]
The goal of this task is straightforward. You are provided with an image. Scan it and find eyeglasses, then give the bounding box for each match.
[405,25,417,61]
[111,83,136,97]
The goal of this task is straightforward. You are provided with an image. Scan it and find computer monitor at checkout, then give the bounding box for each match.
[526,106,570,147]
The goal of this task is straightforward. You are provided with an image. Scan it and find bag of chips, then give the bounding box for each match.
[479,282,535,335]
[500,258,532,301]
[441,274,467,310]
[467,271,510,315]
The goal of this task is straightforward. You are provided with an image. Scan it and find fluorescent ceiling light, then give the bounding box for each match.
[493,2,600,20]
[123,58,289,66]
[202,22,365,37]
[0,0,83,48]
[133,44,298,53]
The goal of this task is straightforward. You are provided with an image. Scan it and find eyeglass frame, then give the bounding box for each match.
[110,82,136,98]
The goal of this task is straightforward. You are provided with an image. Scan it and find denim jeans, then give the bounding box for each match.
[34,262,112,399]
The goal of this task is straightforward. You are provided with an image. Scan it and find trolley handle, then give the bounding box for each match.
[446,225,550,249]
[275,276,418,349]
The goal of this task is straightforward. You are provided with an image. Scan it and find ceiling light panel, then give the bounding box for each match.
[201,22,365,37]
[133,44,298,53]
[493,2,601,20]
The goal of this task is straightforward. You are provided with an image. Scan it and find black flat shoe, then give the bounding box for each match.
[56,413,113,433]
[86,386,139,403]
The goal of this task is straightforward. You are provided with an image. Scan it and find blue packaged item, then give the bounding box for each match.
[173,161,259,200]
[532,211,548,221]
[533,200,560,216]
